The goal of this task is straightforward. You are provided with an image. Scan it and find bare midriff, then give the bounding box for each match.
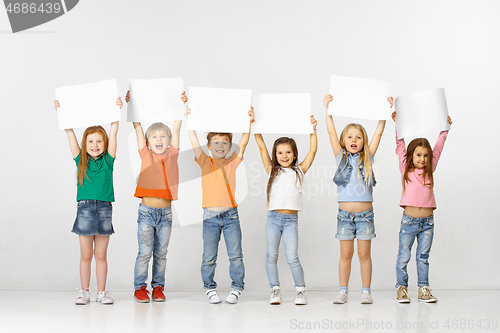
[206,206,233,211]
[274,209,298,215]
[404,206,433,218]
[339,201,372,213]
[142,197,171,208]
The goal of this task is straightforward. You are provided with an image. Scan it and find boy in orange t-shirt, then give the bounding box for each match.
[185,106,255,304]
[127,91,187,303]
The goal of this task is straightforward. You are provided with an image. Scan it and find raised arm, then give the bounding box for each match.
[299,115,318,174]
[107,97,122,158]
[368,97,392,157]
[55,100,80,158]
[237,107,255,159]
[171,120,182,150]
[185,107,203,159]
[324,94,342,156]
[171,91,187,150]
[431,116,452,171]
[254,134,272,174]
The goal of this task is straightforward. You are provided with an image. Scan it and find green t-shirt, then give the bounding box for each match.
[74,151,115,202]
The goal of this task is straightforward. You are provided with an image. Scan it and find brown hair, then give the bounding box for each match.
[77,126,109,186]
[267,137,302,203]
[403,138,434,190]
[207,132,233,143]
[338,123,373,185]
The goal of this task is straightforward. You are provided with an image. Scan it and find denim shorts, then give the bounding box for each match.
[72,200,114,236]
[335,207,375,240]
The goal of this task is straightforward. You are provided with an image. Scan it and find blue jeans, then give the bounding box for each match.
[266,210,305,288]
[201,208,244,291]
[396,213,434,287]
[134,204,172,290]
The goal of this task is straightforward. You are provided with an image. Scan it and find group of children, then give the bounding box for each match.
[55,91,452,306]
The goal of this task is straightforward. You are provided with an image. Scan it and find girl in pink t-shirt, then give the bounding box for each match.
[393,111,452,304]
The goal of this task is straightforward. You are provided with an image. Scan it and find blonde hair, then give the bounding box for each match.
[77,126,108,186]
[145,122,172,142]
[338,123,373,185]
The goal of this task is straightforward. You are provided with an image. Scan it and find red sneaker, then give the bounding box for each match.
[152,286,166,302]
[134,286,150,303]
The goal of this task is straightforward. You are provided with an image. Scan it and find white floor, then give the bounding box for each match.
[0,290,498,333]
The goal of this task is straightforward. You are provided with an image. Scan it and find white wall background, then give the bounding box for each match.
[1,0,498,292]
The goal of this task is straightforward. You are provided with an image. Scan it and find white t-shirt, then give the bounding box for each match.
[268,167,304,211]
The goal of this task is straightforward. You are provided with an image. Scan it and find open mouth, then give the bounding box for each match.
[91,148,100,153]
[155,143,164,150]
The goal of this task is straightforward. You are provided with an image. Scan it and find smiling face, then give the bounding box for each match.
[275,143,295,168]
[344,127,364,154]
[86,132,105,159]
[208,135,231,159]
[147,130,171,154]
[412,146,429,169]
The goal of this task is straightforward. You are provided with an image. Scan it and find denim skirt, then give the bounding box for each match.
[72,200,114,236]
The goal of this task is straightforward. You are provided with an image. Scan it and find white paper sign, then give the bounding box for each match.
[252,94,313,134]
[187,87,251,133]
[394,88,450,139]
[56,79,120,129]
[329,75,391,120]
[127,78,185,122]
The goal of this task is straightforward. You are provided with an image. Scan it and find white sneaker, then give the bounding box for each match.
[295,287,307,305]
[360,290,373,304]
[226,289,242,304]
[206,289,221,304]
[96,291,114,304]
[75,288,90,305]
[333,289,348,304]
[270,286,281,305]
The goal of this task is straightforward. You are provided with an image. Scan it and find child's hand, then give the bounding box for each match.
[447,116,453,125]
[184,106,191,119]
[391,111,397,122]
[116,97,123,109]
[125,90,130,103]
[54,100,60,111]
[310,115,317,130]
[181,91,188,104]
[387,96,394,108]
[323,94,333,111]
[248,106,255,123]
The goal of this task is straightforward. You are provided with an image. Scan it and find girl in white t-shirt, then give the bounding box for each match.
[254,116,317,305]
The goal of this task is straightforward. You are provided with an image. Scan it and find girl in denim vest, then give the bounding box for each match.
[254,116,317,305]
[324,94,393,304]
[392,111,452,303]
[55,97,122,305]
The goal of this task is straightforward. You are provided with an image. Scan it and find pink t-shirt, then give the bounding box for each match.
[396,130,448,209]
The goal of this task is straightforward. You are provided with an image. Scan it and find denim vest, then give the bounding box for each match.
[333,151,376,187]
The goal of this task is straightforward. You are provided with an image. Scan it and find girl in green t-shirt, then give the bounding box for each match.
[55,97,122,305]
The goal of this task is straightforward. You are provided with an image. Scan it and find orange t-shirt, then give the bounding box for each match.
[195,151,243,208]
[134,145,179,200]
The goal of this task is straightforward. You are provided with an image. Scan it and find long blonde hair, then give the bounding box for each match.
[338,123,373,185]
[77,126,109,186]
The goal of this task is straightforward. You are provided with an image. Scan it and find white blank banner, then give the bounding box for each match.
[127,78,185,122]
[252,93,313,134]
[187,87,251,133]
[56,79,120,129]
[329,75,391,120]
[394,88,450,139]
